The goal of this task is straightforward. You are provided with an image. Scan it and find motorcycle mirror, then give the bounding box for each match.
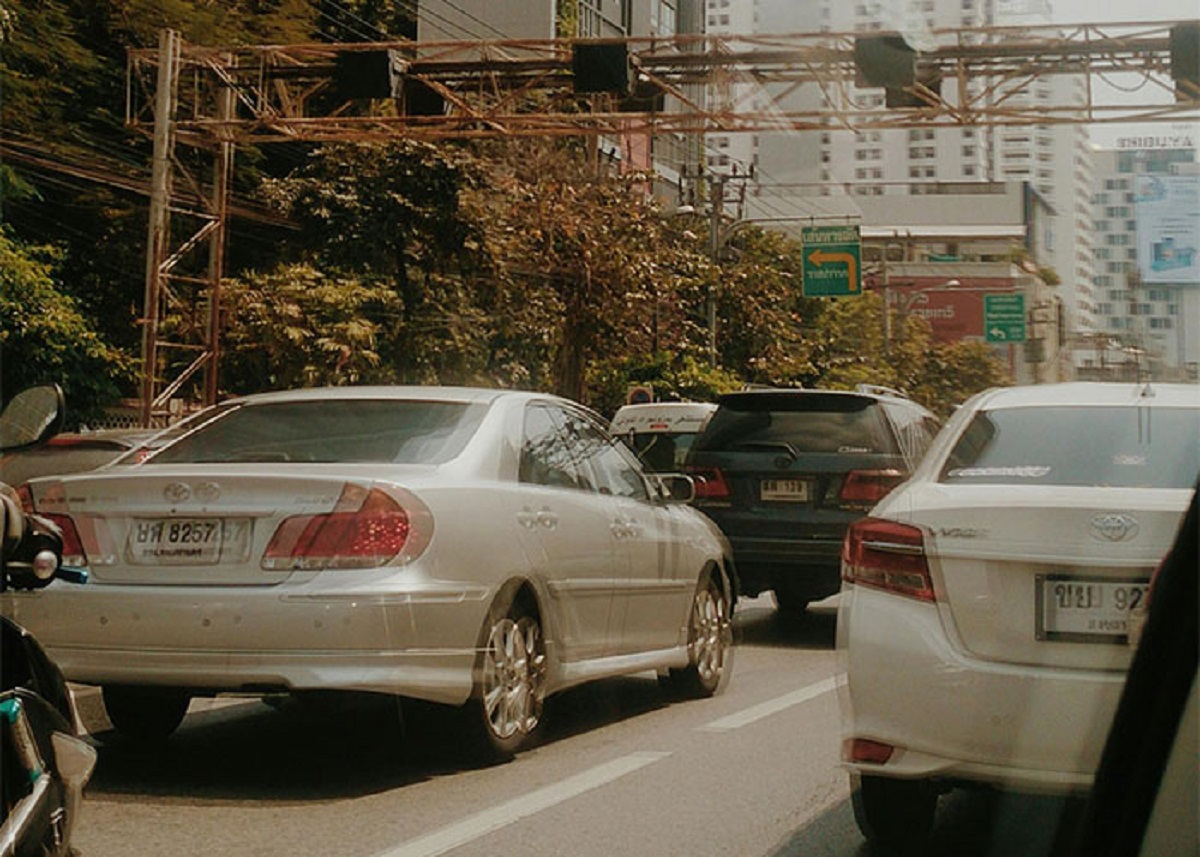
[0,385,65,453]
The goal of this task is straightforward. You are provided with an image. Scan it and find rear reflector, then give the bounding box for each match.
[842,517,934,602]
[840,469,906,506]
[844,738,897,765]
[688,467,730,500]
[263,484,426,570]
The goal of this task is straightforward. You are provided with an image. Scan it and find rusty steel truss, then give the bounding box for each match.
[126,22,1198,420]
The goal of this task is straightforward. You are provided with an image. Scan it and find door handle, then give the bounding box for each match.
[536,509,558,529]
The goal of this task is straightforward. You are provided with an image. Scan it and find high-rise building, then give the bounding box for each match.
[734,0,1097,344]
[1087,143,1199,380]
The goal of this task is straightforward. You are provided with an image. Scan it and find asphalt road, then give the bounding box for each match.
[67,595,1085,857]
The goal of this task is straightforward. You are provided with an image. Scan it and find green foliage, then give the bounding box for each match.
[0,229,132,425]
[909,340,1011,418]
[219,264,402,393]
[587,352,742,418]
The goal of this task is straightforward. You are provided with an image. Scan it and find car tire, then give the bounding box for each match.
[462,596,547,764]
[101,685,190,741]
[851,773,937,854]
[772,586,809,617]
[664,570,731,699]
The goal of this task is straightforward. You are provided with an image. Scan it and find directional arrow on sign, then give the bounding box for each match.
[806,250,858,291]
[990,327,1007,340]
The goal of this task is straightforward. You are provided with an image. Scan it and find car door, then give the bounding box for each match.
[561,408,691,656]
[517,403,621,661]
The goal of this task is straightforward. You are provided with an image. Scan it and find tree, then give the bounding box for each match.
[263,141,496,385]
[0,228,132,425]
[219,264,402,393]
[479,141,714,403]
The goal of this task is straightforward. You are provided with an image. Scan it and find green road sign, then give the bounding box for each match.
[984,293,1027,343]
[802,225,862,297]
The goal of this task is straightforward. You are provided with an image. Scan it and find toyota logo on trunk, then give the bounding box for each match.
[163,482,192,503]
[1090,513,1139,542]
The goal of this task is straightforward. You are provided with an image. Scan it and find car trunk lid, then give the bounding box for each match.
[31,467,426,586]
[906,484,1190,671]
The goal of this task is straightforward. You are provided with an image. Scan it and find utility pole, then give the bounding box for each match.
[706,173,725,366]
[139,28,178,428]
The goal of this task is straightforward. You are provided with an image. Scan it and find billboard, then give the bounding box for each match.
[1135,175,1200,285]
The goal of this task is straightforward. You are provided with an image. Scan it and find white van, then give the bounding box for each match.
[609,401,717,472]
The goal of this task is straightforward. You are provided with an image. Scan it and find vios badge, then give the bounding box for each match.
[1090,513,1139,542]
[163,482,192,503]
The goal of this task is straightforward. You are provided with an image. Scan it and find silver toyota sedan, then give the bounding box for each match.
[2,386,734,760]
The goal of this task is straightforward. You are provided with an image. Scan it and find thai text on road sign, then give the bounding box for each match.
[984,293,1027,343]
[802,226,862,297]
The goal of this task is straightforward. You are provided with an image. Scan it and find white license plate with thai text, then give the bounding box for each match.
[128,518,251,565]
[1036,575,1150,643]
[760,479,809,502]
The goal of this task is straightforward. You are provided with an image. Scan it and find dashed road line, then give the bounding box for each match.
[378,751,672,857]
[699,676,840,732]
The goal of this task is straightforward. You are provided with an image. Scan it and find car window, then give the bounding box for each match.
[150,400,487,465]
[694,394,899,455]
[940,406,1200,488]
[560,408,650,501]
[520,404,591,490]
[882,403,938,469]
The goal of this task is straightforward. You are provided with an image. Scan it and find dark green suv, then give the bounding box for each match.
[685,387,939,615]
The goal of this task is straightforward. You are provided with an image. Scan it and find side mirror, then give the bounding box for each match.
[651,473,696,504]
[0,385,65,453]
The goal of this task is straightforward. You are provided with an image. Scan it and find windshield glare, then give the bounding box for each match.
[150,400,488,465]
[941,406,1200,488]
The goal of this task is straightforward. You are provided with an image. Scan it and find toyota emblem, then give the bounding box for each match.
[163,482,192,503]
[1090,513,1139,542]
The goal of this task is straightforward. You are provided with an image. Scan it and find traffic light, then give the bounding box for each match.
[1171,22,1199,102]
[573,42,631,94]
[334,50,405,100]
[854,35,941,108]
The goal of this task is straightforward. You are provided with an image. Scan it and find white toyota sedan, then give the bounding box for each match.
[2,386,734,760]
[836,381,1200,851]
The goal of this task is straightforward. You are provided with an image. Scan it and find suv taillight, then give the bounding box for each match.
[263,485,427,570]
[839,469,906,507]
[842,517,934,602]
[688,467,730,500]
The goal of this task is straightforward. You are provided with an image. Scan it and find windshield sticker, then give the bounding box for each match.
[949,465,1051,479]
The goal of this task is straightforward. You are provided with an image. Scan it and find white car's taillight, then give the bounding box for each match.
[263,483,432,570]
[20,481,89,567]
[842,517,934,602]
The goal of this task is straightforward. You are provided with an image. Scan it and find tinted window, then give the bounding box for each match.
[561,410,649,501]
[152,400,486,465]
[694,393,898,455]
[520,405,589,490]
[624,432,697,471]
[940,406,1200,488]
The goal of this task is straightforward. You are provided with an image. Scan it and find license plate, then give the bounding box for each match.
[128,518,251,565]
[1036,574,1150,643]
[761,479,809,502]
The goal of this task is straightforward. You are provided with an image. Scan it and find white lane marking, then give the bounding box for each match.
[378,751,671,857]
[699,676,840,732]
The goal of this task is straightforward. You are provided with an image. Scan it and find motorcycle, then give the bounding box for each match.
[1,385,96,857]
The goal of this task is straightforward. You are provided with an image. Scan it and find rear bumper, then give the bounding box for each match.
[0,579,494,707]
[837,583,1125,793]
[723,534,843,599]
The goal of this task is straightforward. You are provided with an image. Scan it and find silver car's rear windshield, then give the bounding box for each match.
[693,394,898,455]
[940,406,1200,488]
[150,399,488,465]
